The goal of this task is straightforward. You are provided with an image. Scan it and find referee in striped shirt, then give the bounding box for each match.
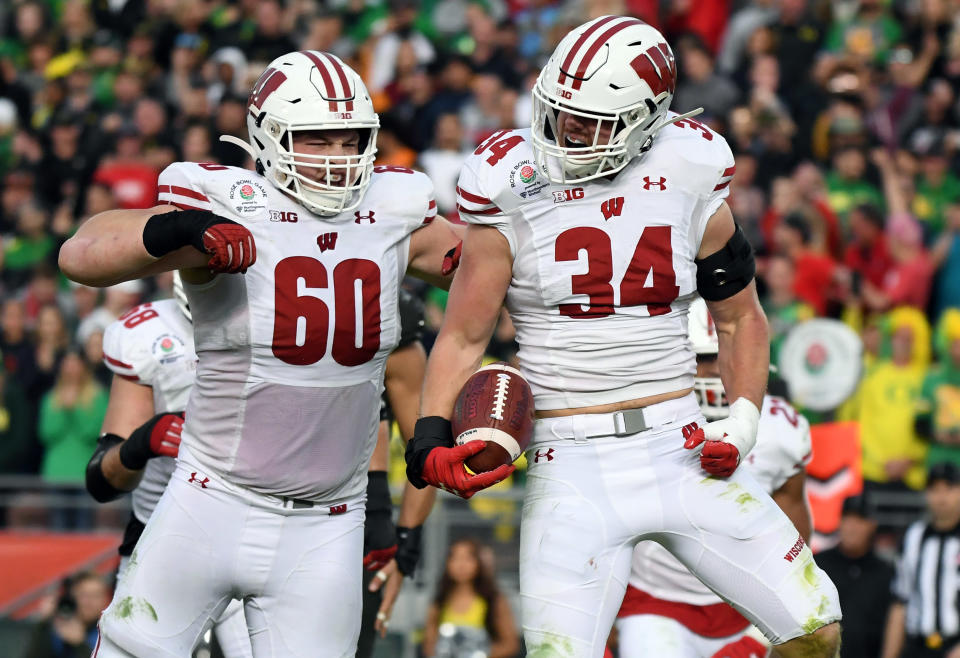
[883,462,960,658]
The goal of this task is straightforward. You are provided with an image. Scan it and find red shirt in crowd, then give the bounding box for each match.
[883,255,934,310]
[792,251,837,315]
[92,161,159,210]
[844,236,894,289]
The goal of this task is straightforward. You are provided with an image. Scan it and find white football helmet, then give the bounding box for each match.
[531,16,702,184]
[688,297,727,419]
[224,50,379,219]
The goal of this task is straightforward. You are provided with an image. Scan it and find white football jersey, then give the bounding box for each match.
[456,117,735,410]
[628,395,812,605]
[157,162,435,503]
[102,299,196,523]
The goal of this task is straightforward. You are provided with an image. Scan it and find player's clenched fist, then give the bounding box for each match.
[142,209,256,273]
[683,398,760,477]
[406,417,514,499]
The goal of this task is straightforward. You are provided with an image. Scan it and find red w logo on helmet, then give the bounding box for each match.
[249,67,287,109]
[629,43,676,97]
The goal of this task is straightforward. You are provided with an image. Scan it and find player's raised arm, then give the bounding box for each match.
[59,204,256,287]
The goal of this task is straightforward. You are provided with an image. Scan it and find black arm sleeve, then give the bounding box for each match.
[85,433,126,503]
[695,223,756,301]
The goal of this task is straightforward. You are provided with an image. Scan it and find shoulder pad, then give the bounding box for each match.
[159,162,272,221]
[459,129,543,212]
[365,167,436,233]
[101,300,187,385]
[652,119,736,196]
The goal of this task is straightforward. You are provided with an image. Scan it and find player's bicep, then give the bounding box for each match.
[441,224,512,350]
[407,216,464,289]
[100,376,156,437]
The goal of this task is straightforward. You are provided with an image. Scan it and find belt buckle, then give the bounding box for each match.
[613,408,647,436]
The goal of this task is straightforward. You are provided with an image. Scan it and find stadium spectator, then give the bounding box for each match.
[37,351,107,484]
[772,213,841,316]
[423,538,519,658]
[24,572,111,658]
[75,280,142,348]
[917,310,960,468]
[0,360,35,474]
[760,254,814,367]
[817,495,894,658]
[842,307,932,491]
[673,34,740,119]
[844,203,894,294]
[418,113,473,216]
[931,203,960,317]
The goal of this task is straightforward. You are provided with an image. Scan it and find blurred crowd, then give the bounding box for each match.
[2,0,960,653]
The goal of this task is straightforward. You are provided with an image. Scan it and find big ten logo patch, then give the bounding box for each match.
[553,188,585,203]
[269,210,298,223]
[228,179,268,216]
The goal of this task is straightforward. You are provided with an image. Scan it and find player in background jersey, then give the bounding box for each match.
[59,51,486,657]
[358,288,435,652]
[405,17,840,658]
[616,297,813,658]
[83,276,253,658]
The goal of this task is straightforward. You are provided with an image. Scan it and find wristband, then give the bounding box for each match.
[142,209,218,258]
[395,525,423,576]
[405,416,453,489]
[118,422,155,470]
[366,471,392,514]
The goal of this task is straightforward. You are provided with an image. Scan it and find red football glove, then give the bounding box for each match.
[684,429,740,478]
[203,223,256,273]
[118,411,185,470]
[710,635,766,658]
[441,241,463,276]
[148,413,184,458]
[422,442,514,499]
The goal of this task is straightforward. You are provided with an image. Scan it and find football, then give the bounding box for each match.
[451,363,535,473]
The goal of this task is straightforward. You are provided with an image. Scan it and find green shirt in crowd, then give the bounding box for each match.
[912,173,960,238]
[38,387,108,482]
[825,173,884,228]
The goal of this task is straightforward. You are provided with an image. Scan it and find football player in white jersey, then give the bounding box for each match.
[59,51,491,657]
[405,17,841,658]
[83,278,254,658]
[616,297,813,658]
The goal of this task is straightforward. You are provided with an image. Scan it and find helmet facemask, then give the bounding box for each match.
[258,118,378,219]
[532,80,657,184]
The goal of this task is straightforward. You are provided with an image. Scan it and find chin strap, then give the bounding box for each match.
[657,106,705,131]
[219,135,257,159]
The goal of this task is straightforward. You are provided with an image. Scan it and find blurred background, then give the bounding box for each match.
[2,0,960,655]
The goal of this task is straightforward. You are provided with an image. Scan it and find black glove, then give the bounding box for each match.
[395,525,423,576]
[363,472,397,571]
[404,416,454,489]
[118,412,185,471]
[142,209,256,273]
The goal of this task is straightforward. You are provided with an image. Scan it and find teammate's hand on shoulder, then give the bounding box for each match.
[405,417,514,499]
[710,635,766,658]
[143,209,256,274]
[683,398,760,478]
[118,411,185,471]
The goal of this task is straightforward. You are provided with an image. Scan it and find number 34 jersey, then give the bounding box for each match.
[456,118,736,411]
[157,162,436,503]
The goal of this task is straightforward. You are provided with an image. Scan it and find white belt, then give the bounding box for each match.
[541,392,698,443]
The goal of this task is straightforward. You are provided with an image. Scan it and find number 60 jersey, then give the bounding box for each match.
[456,118,736,410]
[157,162,436,504]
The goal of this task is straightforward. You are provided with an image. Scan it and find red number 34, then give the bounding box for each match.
[555,226,679,318]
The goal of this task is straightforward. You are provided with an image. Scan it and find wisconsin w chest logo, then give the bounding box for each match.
[317,232,338,252]
[600,197,624,220]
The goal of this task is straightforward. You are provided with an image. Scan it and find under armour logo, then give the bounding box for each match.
[354,210,376,224]
[534,448,555,463]
[317,232,338,252]
[642,176,667,191]
[188,472,209,488]
[329,504,347,515]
